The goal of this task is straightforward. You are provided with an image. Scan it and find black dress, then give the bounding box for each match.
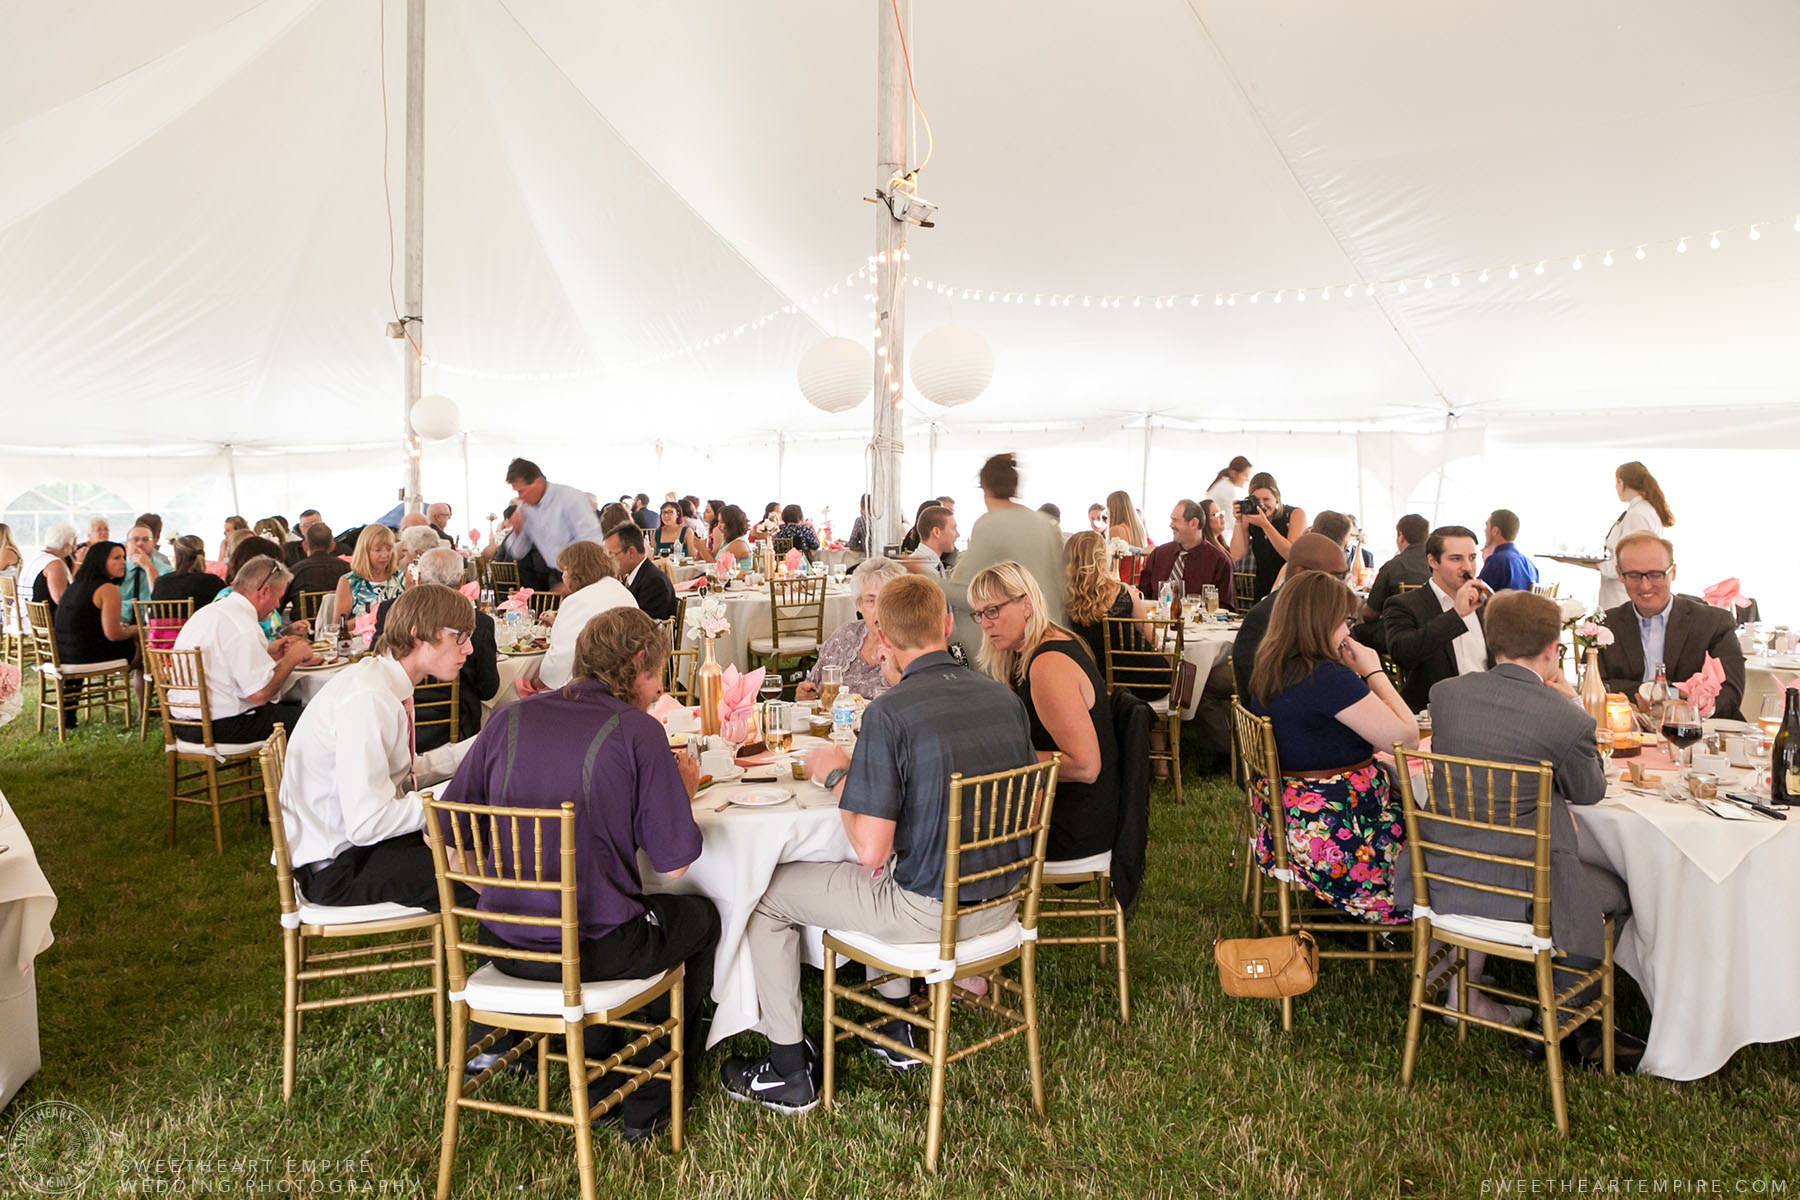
[1245,505,1296,602]
[151,570,227,606]
[1013,639,1119,862]
[53,578,136,665]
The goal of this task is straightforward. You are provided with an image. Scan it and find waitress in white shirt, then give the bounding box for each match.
[1595,461,1674,610]
[1205,455,1253,545]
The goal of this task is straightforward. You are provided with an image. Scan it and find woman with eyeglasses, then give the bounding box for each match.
[968,561,1118,864]
[653,501,705,560]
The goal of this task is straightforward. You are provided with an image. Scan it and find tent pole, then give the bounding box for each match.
[460,432,472,537]
[1141,413,1151,507]
[870,0,909,553]
[400,0,426,516]
[224,443,240,515]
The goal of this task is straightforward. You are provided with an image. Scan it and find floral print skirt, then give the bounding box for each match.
[1250,763,1407,925]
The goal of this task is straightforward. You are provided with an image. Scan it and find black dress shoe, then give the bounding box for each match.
[1514,1023,1645,1073]
[621,1112,671,1144]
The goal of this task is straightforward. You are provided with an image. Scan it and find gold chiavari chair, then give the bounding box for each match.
[414,676,463,745]
[1394,746,1614,1136]
[748,575,827,686]
[24,599,134,741]
[822,756,1061,1174]
[295,590,333,623]
[1231,701,1410,1031]
[1232,570,1257,604]
[133,597,193,740]
[527,592,562,619]
[257,725,445,1102]
[658,618,696,705]
[148,647,265,854]
[1036,852,1130,1023]
[1100,615,1186,804]
[0,575,27,675]
[425,797,687,1199]
[771,535,795,558]
[1396,581,1422,593]
[487,560,521,601]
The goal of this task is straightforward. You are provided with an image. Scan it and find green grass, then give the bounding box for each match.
[2,676,1797,1199]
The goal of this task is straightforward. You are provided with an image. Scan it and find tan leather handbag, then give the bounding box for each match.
[1213,929,1318,999]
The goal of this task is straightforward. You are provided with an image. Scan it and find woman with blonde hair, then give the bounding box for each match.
[968,560,1118,862]
[0,523,20,577]
[1062,532,1158,695]
[1105,490,1149,552]
[334,524,404,620]
[1594,460,1675,609]
[1246,570,1417,924]
[217,515,250,565]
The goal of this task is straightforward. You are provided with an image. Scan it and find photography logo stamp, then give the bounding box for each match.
[6,1101,103,1195]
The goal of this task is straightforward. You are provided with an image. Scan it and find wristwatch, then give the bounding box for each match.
[822,766,849,790]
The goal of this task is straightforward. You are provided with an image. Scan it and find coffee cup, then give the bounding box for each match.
[1691,751,1731,778]
[699,747,735,778]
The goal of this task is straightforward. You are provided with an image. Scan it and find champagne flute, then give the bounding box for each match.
[1759,694,1783,739]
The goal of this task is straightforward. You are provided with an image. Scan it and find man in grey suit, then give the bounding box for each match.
[1597,530,1745,721]
[1398,589,1639,1069]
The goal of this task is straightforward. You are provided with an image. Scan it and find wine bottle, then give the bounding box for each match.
[1648,661,1668,724]
[1772,687,1800,807]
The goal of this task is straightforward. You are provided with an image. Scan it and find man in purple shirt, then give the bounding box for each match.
[442,607,717,1143]
[1139,499,1235,610]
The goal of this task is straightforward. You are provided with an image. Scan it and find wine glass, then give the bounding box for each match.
[759,671,783,707]
[1660,698,1703,768]
[1759,694,1784,739]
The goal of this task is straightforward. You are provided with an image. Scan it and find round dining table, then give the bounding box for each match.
[1176,615,1239,720]
[284,649,543,729]
[1570,739,1800,1080]
[685,580,858,674]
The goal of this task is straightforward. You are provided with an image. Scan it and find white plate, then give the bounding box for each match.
[702,764,744,783]
[730,786,792,808]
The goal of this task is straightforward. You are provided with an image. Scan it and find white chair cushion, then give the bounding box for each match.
[41,658,129,679]
[1044,850,1113,877]
[747,636,819,656]
[1147,695,1174,715]
[1414,906,1553,952]
[293,896,432,927]
[456,961,671,1017]
[829,922,1026,983]
[168,738,266,761]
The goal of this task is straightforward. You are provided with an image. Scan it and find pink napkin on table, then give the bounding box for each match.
[714,552,736,580]
[1682,654,1727,717]
[717,665,765,743]
[458,580,480,600]
[783,548,804,573]
[498,587,535,614]
[352,612,377,641]
[467,528,483,546]
[1702,578,1749,611]
[205,560,227,579]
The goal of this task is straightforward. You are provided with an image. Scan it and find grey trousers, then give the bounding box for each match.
[746,860,1016,1045]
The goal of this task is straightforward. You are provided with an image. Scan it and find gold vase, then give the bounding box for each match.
[1579,647,1607,732]
[698,635,724,737]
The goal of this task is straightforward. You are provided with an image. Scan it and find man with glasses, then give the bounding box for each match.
[1597,531,1745,720]
[170,554,314,743]
[278,585,477,909]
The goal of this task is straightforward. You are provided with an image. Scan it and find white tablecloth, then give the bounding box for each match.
[1742,656,1800,722]
[0,789,57,1111]
[1571,781,1800,1080]
[686,583,858,674]
[287,652,542,729]
[644,776,854,1047]
[1177,619,1239,720]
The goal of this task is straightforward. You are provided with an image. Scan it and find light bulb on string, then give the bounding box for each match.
[1320,288,1330,301]
[1227,294,1237,306]
[1709,232,1721,249]
[1571,256,1582,271]
[1602,251,1614,266]
[1478,269,1489,283]
[1450,273,1460,286]
[1676,238,1688,253]
[1534,261,1545,275]
[1397,281,1407,294]
[1215,295,1224,306]
[1364,284,1374,296]
[1273,291,1282,303]
[1508,265,1519,280]
[1636,245,1647,260]
[1749,225,1761,241]
[1250,293,1260,304]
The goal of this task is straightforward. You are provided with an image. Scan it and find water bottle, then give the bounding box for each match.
[831,693,857,747]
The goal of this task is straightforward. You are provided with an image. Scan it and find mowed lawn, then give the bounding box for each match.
[2,675,1797,1200]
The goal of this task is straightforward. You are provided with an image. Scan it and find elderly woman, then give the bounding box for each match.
[335,524,404,620]
[373,546,498,750]
[23,523,79,616]
[795,557,907,701]
[1245,570,1418,924]
[395,523,442,579]
[968,560,1118,864]
[151,534,228,606]
[537,541,639,690]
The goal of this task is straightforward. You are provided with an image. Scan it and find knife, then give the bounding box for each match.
[1724,792,1787,820]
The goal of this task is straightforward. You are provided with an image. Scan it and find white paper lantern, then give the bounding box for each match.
[909,324,994,408]
[797,337,873,414]
[410,393,461,440]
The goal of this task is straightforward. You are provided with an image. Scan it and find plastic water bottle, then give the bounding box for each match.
[831,693,857,747]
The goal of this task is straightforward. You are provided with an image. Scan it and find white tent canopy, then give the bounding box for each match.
[3,1,1798,599]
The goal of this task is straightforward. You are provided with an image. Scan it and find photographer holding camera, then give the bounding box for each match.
[1227,472,1307,604]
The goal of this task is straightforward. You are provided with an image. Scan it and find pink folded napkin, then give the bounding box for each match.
[717,665,765,743]
[677,574,709,592]
[783,548,804,573]
[714,551,736,580]
[1702,578,1749,611]
[650,694,689,724]
[467,528,483,546]
[498,587,535,614]
[458,580,480,600]
[1682,654,1727,717]
[352,612,377,641]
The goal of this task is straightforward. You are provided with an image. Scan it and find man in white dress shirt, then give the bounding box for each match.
[170,555,313,743]
[504,456,603,583]
[278,584,475,909]
[1382,525,1491,712]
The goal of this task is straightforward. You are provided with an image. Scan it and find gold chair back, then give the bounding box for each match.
[1397,581,1422,593]
[413,676,463,744]
[21,599,56,673]
[766,575,827,652]
[1229,700,1292,881]
[148,647,215,743]
[133,598,193,740]
[771,535,795,557]
[1099,615,1184,698]
[658,617,696,704]
[259,724,301,915]
[295,590,332,622]
[0,575,26,671]
[1232,570,1257,602]
[488,560,520,599]
[527,591,562,618]
[936,756,1062,947]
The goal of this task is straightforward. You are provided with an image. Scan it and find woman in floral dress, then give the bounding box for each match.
[1245,571,1420,923]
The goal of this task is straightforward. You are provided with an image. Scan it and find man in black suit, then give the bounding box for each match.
[1383,525,1490,712]
[604,521,678,621]
[426,502,458,548]
[1351,513,1430,653]
[283,521,350,618]
[1597,531,1745,721]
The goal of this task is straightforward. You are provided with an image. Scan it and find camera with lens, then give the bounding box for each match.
[1236,498,1262,516]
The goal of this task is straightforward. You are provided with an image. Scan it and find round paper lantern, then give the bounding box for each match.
[797,337,872,414]
[410,393,461,440]
[909,324,994,408]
